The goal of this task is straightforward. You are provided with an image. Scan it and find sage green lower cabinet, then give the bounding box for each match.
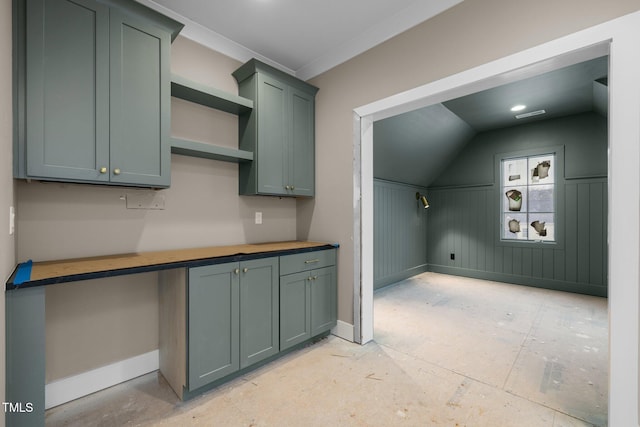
[159,249,337,401]
[159,257,279,398]
[187,263,240,390]
[279,249,337,351]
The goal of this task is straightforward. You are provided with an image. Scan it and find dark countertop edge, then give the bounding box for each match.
[6,244,339,291]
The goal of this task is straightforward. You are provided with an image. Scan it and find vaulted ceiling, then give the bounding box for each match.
[373,56,609,187]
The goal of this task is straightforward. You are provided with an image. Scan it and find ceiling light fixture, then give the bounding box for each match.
[510,104,527,112]
[515,109,546,119]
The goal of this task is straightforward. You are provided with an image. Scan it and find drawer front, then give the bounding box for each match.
[280,249,336,276]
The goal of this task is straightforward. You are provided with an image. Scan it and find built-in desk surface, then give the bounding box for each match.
[6,241,337,290]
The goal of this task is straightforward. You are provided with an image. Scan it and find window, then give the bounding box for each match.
[501,153,556,242]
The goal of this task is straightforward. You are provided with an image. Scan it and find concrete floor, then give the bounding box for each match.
[46,272,608,426]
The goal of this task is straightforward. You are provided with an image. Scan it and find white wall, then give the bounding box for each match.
[0,0,14,425]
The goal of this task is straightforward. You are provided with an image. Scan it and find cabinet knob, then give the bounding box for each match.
[285,185,291,190]
[99,167,107,174]
[291,186,295,191]
[243,267,249,273]
[113,168,121,175]
[234,268,239,275]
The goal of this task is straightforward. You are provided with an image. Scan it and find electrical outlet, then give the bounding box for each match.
[450,253,455,260]
[125,192,165,210]
[255,212,263,225]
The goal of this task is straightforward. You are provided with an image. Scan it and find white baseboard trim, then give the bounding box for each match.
[331,320,355,342]
[45,349,159,410]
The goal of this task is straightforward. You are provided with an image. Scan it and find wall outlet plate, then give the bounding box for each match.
[125,192,166,210]
[255,212,263,225]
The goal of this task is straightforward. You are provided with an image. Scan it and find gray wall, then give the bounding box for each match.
[427,112,608,296]
[373,179,428,289]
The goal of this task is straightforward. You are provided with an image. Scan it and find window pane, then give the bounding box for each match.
[504,185,527,213]
[528,184,554,213]
[529,155,554,185]
[503,213,528,240]
[503,158,527,186]
[528,213,554,241]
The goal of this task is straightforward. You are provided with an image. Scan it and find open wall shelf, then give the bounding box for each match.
[171,138,253,163]
[171,74,253,115]
[170,75,254,163]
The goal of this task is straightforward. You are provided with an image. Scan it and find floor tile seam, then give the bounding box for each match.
[376,341,510,392]
[501,302,546,390]
[503,388,598,426]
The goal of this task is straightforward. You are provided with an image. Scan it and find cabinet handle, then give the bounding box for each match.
[243,267,248,273]
[113,168,121,175]
[304,259,320,264]
[99,167,107,174]
[234,268,239,275]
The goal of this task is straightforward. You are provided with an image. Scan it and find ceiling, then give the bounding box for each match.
[373,56,609,187]
[136,1,608,190]
[138,0,463,80]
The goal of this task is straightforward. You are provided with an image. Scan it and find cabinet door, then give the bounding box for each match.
[310,266,337,336]
[25,0,110,182]
[256,74,288,195]
[239,257,279,368]
[188,263,239,391]
[289,87,315,196]
[109,9,171,187]
[280,271,311,351]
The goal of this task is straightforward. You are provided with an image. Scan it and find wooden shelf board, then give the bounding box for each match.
[171,75,253,115]
[171,138,253,163]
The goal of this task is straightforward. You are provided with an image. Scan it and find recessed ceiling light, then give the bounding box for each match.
[510,104,526,112]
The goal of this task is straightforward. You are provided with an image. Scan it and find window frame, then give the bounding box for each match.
[495,145,565,250]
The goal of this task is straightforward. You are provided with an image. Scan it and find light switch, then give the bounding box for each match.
[9,206,15,235]
[255,212,263,225]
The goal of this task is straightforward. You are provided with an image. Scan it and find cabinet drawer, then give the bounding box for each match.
[280,249,335,276]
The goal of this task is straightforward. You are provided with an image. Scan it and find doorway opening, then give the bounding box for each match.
[352,14,640,424]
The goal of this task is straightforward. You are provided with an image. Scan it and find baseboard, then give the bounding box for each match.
[45,350,159,409]
[331,320,354,342]
[427,264,607,297]
[374,264,429,290]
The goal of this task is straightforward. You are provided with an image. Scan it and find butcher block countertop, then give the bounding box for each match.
[6,241,338,290]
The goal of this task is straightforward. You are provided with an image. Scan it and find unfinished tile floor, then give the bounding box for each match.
[46,272,608,426]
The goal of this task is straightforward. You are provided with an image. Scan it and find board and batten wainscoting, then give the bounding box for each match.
[426,179,607,296]
[426,112,608,297]
[374,179,428,290]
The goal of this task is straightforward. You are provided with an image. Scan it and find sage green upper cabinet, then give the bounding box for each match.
[15,0,183,187]
[233,59,318,197]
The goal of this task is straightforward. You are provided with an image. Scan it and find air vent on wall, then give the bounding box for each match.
[515,109,546,119]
